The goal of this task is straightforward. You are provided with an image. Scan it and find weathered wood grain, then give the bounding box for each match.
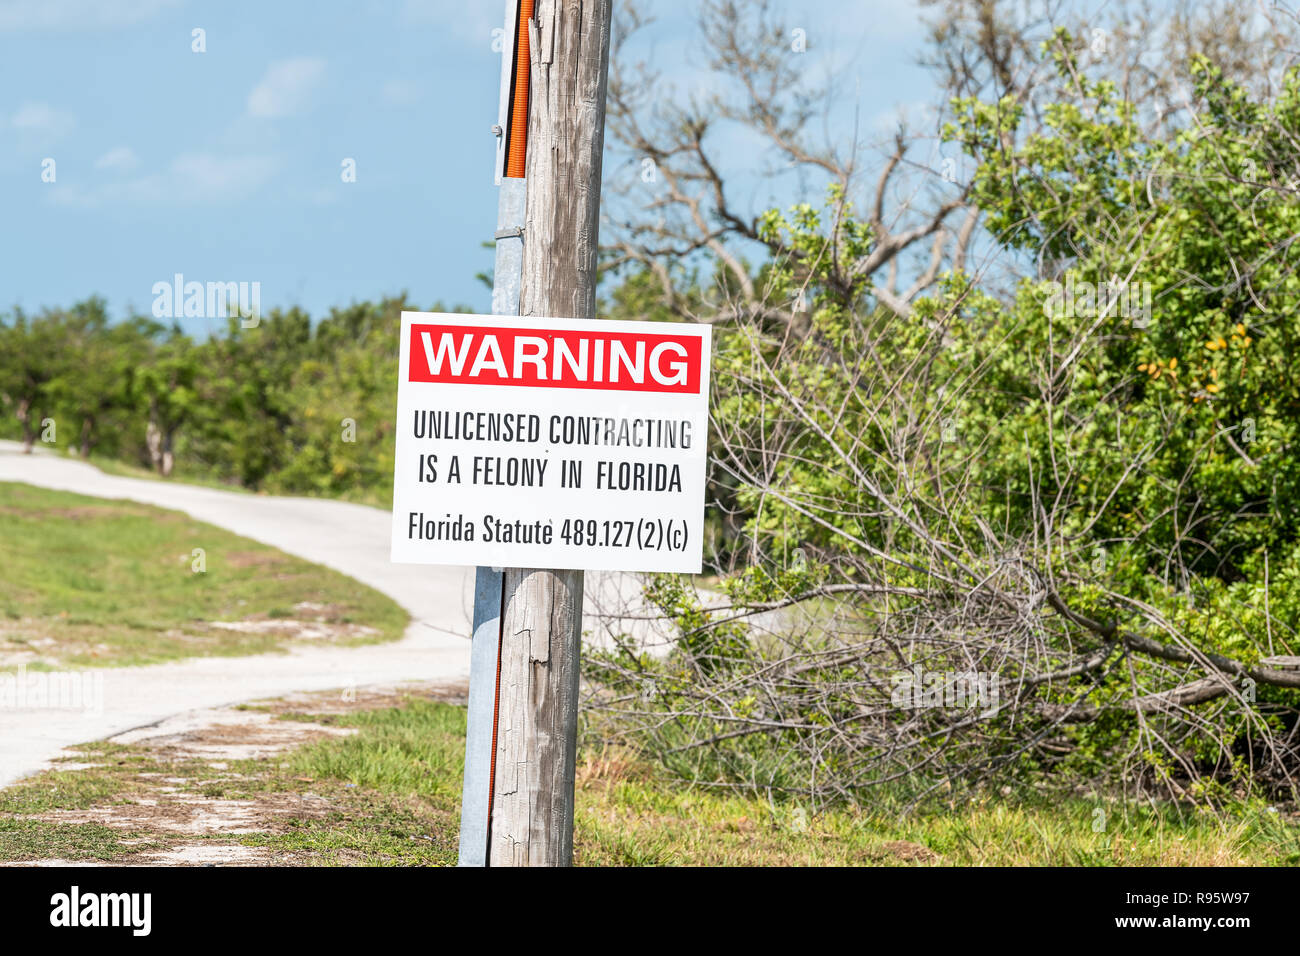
[489,0,612,867]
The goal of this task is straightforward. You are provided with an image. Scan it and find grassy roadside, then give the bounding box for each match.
[86,452,391,509]
[86,454,258,497]
[3,686,1296,866]
[0,481,408,669]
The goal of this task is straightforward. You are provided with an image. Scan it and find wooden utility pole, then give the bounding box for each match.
[488,0,614,866]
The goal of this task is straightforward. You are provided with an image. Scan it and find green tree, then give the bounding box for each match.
[133,327,200,477]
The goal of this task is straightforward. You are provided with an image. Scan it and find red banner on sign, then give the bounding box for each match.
[408,323,703,394]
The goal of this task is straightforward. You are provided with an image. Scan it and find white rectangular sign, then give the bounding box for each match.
[390,311,711,572]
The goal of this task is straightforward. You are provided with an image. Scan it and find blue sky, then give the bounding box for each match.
[0,0,936,329]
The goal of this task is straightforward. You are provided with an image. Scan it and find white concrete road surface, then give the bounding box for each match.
[0,441,660,789]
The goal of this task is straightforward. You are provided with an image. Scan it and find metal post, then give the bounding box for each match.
[457,0,526,867]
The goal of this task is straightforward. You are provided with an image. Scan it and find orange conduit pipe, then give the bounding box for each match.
[505,0,535,178]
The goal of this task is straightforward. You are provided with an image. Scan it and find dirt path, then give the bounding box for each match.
[7,681,468,866]
[0,442,662,790]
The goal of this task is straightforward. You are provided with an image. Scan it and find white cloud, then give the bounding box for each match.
[0,0,179,32]
[171,153,277,195]
[11,101,75,136]
[94,145,138,171]
[51,152,279,206]
[247,58,327,118]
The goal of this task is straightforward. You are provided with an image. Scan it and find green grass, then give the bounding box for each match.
[0,481,408,667]
[0,819,165,862]
[0,703,463,866]
[205,701,466,864]
[283,703,468,802]
[0,765,130,814]
[86,450,392,509]
[279,700,1300,866]
[570,773,1300,866]
[8,694,1294,866]
[86,452,254,497]
[220,793,458,866]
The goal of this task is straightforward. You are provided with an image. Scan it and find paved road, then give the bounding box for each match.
[0,442,656,788]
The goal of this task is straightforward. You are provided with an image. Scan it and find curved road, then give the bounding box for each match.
[0,441,653,788]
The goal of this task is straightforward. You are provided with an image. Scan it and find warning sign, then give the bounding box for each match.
[390,311,711,572]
